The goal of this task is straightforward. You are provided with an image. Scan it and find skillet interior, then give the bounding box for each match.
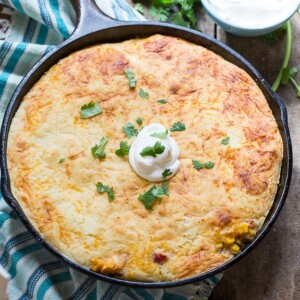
[0,1,292,288]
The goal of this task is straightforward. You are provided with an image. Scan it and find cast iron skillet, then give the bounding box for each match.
[0,0,293,288]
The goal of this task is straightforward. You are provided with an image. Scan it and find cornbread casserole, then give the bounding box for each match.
[7,34,283,281]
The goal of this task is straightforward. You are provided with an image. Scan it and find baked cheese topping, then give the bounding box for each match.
[129,123,180,181]
[7,34,283,282]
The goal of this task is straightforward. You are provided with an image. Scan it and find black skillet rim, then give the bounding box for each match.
[0,18,293,288]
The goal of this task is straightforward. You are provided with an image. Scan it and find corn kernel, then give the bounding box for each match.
[238,223,249,235]
[248,229,255,236]
[224,237,235,245]
[216,244,223,251]
[230,244,240,254]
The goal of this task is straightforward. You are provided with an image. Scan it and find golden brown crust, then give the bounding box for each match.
[7,34,283,281]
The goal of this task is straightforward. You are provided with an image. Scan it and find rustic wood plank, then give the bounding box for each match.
[211,15,300,300]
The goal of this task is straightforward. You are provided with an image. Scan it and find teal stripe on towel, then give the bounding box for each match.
[0,42,28,98]
[20,261,68,300]
[8,243,44,278]
[50,0,70,38]
[11,0,25,14]
[36,271,72,300]
[0,231,32,267]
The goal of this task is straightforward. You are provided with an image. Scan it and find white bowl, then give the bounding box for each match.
[202,0,300,37]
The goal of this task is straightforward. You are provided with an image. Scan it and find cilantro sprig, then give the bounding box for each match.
[80,102,102,119]
[96,182,115,201]
[139,182,169,209]
[124,69,136,88]
[149,0,198,28]
[91,136,109,159]
[149,5,170,22]
[157,99,167,104]
[139,88,150,99]
[192,160,214,170]
[170,122,186,132]
[123,122,139,139]
[140,141,165,157]
[115,141,131,157]
[162,169,172,179]
[136,117,143,126]
[150,129,168,139]
[221,137,230,145]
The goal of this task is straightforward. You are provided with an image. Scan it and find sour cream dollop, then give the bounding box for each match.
[129,123,180,182]
[206,0,299,29]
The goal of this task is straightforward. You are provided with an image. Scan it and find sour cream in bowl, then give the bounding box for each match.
[202,0,300,37]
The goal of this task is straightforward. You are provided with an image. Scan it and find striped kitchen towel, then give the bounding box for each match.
[0,1,222,299]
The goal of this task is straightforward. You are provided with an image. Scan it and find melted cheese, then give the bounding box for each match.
[7,34,283,282]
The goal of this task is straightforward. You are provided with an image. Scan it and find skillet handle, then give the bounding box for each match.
[70,0,122,39]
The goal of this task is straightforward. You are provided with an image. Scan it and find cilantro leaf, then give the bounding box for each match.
[281,67,300,97]
[134,3,144,15]
[136,117,143,126]
[138,182,169,209]
[123,122,139,139]
[80,102,102,119]
[170,122,186,132]
[58,158,65,164]
[281,67,298,84]
[96,182,115,201]
[115,141,131,157]
[162,168,172,179]
[170,12,191,28]
[124,69,136,88]
[261,23,287,44]
[139,88,150,99]
[140,141,165,157]
[192,160,215,170]
[149,5,171,22]
[221,137,230,145]
[150,129,169,139]
[157,99,167,104]
[91,136,109,159]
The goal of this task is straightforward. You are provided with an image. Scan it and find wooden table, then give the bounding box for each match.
[1,3,299,299]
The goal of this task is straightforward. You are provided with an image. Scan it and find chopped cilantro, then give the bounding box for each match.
[123,122,139,139]
[150,129,168,139]
[192,160,215,170]
[91,136,109,159]
[58,158,65,164]
[124,69,136,88]
[136,117,143,126]
[115,141,131,157]
[157,99,167,104]
[170,122,186,132]
[134,3,144,15]
[221,137,230,145]
[139,182,169,209]
[162,169,172,179]
[140,141,165,157]
[80,102,102,119]
[96,182,115,201]
[139,88,149,99]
